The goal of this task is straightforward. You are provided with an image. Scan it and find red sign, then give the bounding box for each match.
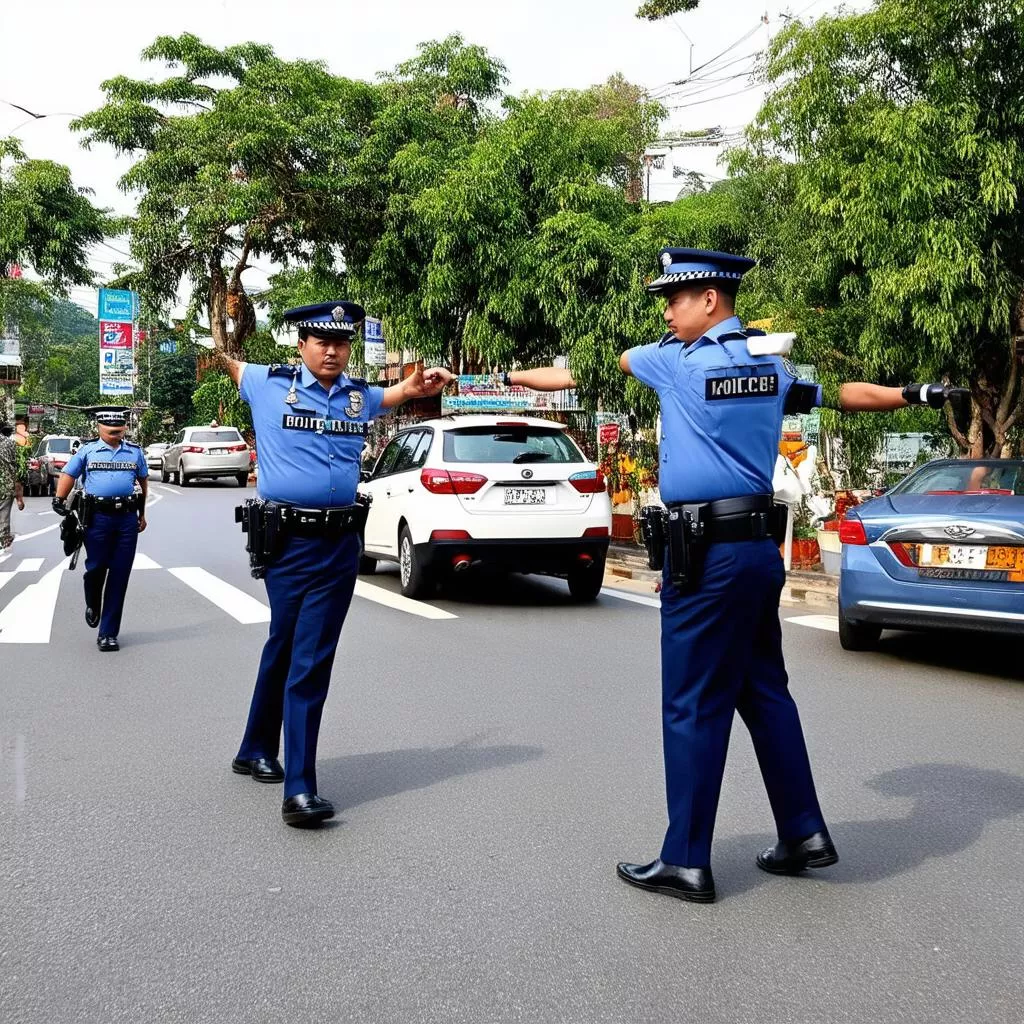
[598,422,620,446]
[7,264,22,279]
[100,321,134,348]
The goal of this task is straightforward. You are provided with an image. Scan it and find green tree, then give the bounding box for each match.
[0,138,112,288]
[636,0,699,19]
[73,34,377,359]
[746,0,1024,457]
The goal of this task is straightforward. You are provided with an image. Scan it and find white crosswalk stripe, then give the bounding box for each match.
[354,580,457,620]
[786,614,840,633]
[168,567,272,624]
[0,560,67,644]
[132,553,162,570]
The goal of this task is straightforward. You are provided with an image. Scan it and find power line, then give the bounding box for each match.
[664,83,766,112]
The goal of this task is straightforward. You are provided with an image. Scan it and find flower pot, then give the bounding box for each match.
[611,512,635,541]
[791,538,820,568]
[816,527,841,576]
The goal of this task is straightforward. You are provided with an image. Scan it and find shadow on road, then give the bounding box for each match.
[873,633,1024,682]
[715,762,1024,896]
[319,736,544,812]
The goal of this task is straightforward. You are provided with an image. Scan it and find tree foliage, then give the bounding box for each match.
[0,139,111,289]
[73,34,376,359]
[745,0,1024,457]
[636,0,699,20]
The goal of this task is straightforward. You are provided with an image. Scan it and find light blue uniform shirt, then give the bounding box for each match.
[241,362,386,508]
[626,315,823,504]
[63,439,148,497]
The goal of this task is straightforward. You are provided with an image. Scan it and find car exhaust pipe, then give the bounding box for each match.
[452,554,472,572]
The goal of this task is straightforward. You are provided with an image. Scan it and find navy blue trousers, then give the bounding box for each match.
[82,511,140,637]
[236,532,359,799]
[659,539,826,867]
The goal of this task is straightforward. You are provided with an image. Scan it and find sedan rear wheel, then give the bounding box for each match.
[178,464,189,487]
[161,467,170,483]
[838,607,882,651]
[398,526,433,599]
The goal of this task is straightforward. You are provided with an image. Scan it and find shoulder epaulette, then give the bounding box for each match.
[124,441,142,449]
[81,437,98,445]
[716,327,767,344]
[657,331,680,347]
[267,364,296,377]
[347,376,368,387]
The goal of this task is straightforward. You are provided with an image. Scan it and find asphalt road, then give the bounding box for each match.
[2,482,1022,1024]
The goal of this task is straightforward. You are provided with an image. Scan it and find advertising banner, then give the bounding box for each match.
[98,288,135,323]
[100,321,133,349]
[442,375,558,412]
[363,317,386,367]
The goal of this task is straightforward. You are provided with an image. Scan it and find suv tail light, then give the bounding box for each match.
[569,470,606,494]
[420,468,487,495]
[182,446,205,454]
[583,526,609,538]
[838,518,868,545]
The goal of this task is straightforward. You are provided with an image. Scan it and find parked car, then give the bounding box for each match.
[357,415,612,601]
[161,426,250,486]
[34,435,81,495]
[145,442,170,469]
[838,458,1024,650]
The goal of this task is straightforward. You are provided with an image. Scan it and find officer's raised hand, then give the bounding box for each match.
[403,366,453,399]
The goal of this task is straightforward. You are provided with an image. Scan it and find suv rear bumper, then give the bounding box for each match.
[413,536,610,575]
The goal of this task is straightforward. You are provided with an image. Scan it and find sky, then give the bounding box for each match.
[0,0,858,316]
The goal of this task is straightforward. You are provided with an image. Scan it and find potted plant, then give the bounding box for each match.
[791,500,821,568]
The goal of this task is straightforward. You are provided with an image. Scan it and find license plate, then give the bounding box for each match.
[918,543,1024,578]
[504,487,547,505]
[209,448,226,455]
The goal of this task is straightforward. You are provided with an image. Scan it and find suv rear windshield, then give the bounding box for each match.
[443,426,583,464]
[189,430,242,443]
[892,460,1024,495]
[45,439,74,453]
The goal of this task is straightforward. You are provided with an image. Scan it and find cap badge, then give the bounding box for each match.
[331,305,348,323]
[661,252,672,269]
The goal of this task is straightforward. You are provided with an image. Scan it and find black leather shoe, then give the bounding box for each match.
[282,793,335,827]
[85,606,100,629]
[231,757,285,783]
[616,859,716,903]
[97,636,120,652]
[756,830,838,875]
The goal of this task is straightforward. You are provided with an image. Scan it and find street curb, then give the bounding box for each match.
[604,549,839,608]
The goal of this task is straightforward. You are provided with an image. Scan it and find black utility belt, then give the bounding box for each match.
[274,501,369,536]
[84,494,141,513]
[235,495,373,579]
[639,495,787,591]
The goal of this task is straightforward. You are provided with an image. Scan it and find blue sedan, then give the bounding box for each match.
[838,459,1024,650]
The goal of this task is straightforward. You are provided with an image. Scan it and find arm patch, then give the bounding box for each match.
[784,381,819,415]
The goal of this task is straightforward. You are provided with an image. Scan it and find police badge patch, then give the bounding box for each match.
[344,390,365,418]
[782,358,799,379]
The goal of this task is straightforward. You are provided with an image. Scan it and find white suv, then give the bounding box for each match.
[358,415,612,601]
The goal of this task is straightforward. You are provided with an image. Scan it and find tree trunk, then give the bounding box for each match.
[208,255,232,356]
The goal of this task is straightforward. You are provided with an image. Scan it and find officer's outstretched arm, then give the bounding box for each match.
[503,367,577,392]
[838,382,969,414]
[214,351,245,387]
[381,366,453,409]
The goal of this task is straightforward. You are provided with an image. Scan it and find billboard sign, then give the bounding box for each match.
[100,321,133,349]
[98,288,136,323]
[363,317,386,367]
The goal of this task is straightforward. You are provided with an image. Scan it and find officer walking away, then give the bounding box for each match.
[0,422,26,549]
[512,248,966,902]
[218,301,452,828]
[53,407,148,652]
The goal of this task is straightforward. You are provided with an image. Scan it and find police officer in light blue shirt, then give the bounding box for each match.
[218,301,452,827]
[500,249,968,902]
[53,407,148,653]
[610,248,968,903]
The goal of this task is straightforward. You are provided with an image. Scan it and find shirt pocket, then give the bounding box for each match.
[691,364,781,441]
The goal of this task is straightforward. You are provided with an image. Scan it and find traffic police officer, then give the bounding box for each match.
[503,249,967,901]
[53,407,148,652]
[218,301,452,828]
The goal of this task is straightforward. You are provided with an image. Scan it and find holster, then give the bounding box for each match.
[639,505,666,571]
[235,498,281,580]
[61,490,87,569]
[666,502,712,591]
[768,503,788,546]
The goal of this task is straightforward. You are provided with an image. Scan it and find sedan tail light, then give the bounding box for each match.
[838,518,868,545]
[226,443,248,452]
[420,468,487,495]
[569,470,607,494]
[583,526,610,538]
[182,446,205,454]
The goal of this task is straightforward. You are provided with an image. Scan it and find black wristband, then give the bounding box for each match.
[500,371,513,387]
[902,383,929,405]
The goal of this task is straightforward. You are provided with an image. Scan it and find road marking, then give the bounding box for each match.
[37,510,58,516]
[0,560,66,644]
[14,558,44,573]
[152,485,177,496]
[353,580,458,620]
[601,587,661,608]
[0,573,15,594]
[0,553,9,565]
[168,567,271,624]
[12,523,59,543]
[787,614,839,633]
[132,553,162,570]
